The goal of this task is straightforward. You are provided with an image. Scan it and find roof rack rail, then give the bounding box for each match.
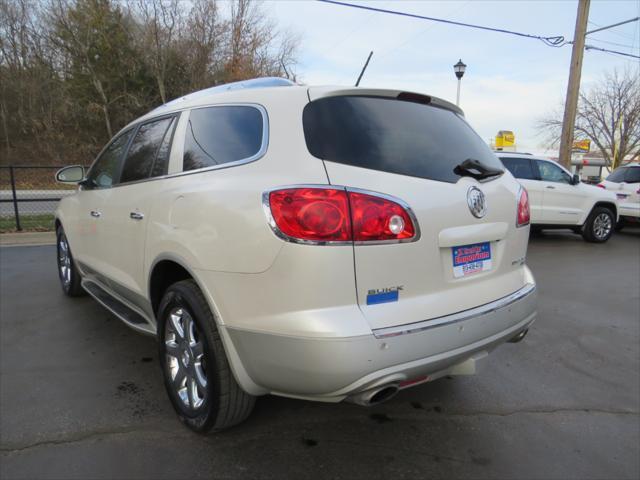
[153,77,295,113]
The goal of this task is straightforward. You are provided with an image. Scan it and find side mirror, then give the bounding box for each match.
[571,174,580,185]
[56,165,85,184]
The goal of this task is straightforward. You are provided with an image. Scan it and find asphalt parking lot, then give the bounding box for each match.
[1,229,639,479]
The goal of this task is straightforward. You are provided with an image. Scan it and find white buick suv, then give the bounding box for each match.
[498,153,618,242]
[55,78,537,432]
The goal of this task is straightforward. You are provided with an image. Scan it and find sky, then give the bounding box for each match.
[265,0,640,155]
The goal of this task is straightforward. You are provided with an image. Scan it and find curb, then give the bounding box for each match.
[0,231,56,247]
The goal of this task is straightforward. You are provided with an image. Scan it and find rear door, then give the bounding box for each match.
[500,156,543,223]
[303,92,531,330]
[534,160,582,224]
[619,167,640,217]
[97,115,177,306]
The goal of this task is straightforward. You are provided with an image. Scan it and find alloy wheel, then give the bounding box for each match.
[58,234,72,287]
[164,307,208,410]
[593,212,612,240]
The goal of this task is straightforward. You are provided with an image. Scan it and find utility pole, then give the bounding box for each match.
[558,0,590,169]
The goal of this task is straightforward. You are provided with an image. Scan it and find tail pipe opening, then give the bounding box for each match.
[346,384,400,407]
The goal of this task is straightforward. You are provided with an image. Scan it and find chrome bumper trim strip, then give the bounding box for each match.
[372,283,536,339]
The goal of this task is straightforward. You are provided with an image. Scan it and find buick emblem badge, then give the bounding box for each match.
[467,187,487,218]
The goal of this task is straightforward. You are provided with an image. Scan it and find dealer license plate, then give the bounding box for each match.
[452,242,492,278]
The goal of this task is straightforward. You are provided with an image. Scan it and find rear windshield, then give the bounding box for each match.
[302,95,503,183]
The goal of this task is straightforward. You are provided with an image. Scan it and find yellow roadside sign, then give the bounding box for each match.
[495,130,515,148]
[572,138,591,152]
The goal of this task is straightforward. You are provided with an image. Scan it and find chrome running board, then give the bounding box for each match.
[83,280,156,336]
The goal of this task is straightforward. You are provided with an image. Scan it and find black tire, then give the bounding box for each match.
[581,207,615,243]
[157,279,255,433]
[615,219,625,232]
[56,226,84,296]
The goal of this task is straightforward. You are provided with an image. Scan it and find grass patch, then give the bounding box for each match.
[0,214,55,233]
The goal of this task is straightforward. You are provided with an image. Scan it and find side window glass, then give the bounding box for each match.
[87,130,134,188]
[120,117,174,184]
[624,168,640,183]
[501,157,536,180]
[606,168,627,182]
[183,106,264,172]
[536,160,571,184]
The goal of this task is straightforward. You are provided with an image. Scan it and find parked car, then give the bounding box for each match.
[55,78,537,433]
[598,163,640,230]
[498,153,618,242]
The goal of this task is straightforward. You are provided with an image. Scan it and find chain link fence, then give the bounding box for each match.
[0,166,78,233]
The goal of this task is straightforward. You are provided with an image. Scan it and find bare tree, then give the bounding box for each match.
[131,0,181,103]
[539,69,640,170]
[0,0,300,166]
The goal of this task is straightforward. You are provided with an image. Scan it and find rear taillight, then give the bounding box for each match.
[267,188,351,242]
[349,190,416,242]
[265,187,418,244]
[516,187,530,227]
[597,183,606,189]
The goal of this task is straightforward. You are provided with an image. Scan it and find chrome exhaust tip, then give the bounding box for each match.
[509,328,528,343]
[346,384,400,406]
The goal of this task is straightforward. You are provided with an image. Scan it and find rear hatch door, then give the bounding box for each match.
[304,89,531,331]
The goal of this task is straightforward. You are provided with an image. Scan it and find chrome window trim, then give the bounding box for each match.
[372,283,536,339]
[261,184,421,246]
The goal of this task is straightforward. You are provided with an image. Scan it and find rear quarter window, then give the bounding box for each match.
[625,168,640,183]
[183,106,264,172]
[606,168,628,183]
[302,95,503,183]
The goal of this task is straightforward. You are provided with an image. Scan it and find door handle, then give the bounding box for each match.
[90,210,101,218]
[130,211,144,221]
[545,185,556,189]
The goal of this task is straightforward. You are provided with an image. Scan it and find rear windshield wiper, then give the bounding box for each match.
[454,158,504,180]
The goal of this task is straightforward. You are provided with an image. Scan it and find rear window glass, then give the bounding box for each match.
[303,96,503,183]
[500,157,536,180]
[606,168,627,183]
[183,106,264,172]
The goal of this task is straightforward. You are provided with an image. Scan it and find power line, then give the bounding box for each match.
[588,20,637,41]
[588,37,639,50]
[317,0,567,47]
[586,17,639,36]
[376,0,473,61]
[584,44,640,59]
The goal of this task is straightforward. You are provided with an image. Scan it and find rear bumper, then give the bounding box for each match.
[225,283,537,402]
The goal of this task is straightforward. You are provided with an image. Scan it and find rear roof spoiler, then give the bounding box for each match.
[307,86,464,116]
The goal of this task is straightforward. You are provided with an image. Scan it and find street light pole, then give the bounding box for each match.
[453,59,466,107]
